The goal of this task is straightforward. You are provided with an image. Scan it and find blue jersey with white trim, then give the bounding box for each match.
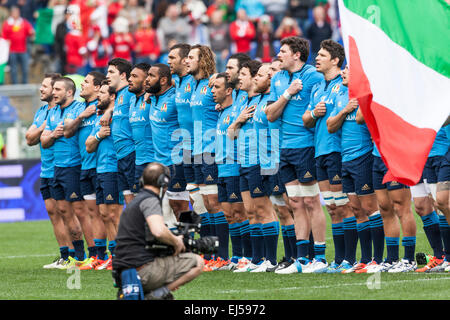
[111,86,135,160]
[215,104,240,177]
[32,104,54,178]
[175,74,195,151]
[253,93,280,170]
[268,63,323,149]
[307,75,343,158]
[149,86,181,166]
[330,87,373,162]
[46,100,82,168]
[191,77,219,155]
[237,94,260,168]
[90,115,118,174]
[129,93,155,165]
[71,100,98,170]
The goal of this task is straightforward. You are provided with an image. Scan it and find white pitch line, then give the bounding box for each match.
[0,254,55,259]
[218,277,450,294]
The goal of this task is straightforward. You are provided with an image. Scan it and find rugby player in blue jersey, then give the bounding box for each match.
[264,37,324,274]
[254,62,296,272]
[41,77,93,267]
[355,93,417,273]
[26,73,73,269]
[229,60,279,272]
[211,73,247,270]
[128,63,155,190]
[411,128,450,272]
[186,45,225,267]
[85,81,123,270]
[167,44,208,222]
[147,64,190,220]
[64,71,108,268]
[102,58,136,204]
[328,66,389,273]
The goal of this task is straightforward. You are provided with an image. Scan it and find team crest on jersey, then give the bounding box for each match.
[185,83,191,93]
[224,115,230,124]
[161,103,167,112]
[200,86,208,94]
[139,101,146,110]
[118,95,123,105]
[240,96,246,103]
[261,104,267,111]
[332,84,340,93]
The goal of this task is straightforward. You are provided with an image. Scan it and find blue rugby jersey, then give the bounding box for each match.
[32,104,54,178]
[268,63,323,149]
[307,74,343,158]
[237,94,260,168]
[129,93,155,165]
[45,100,82,168]
[190,77,219,156]
[90,115,118,173]
[330,87,373,163]
[111,86,135,160]
[428,127,449,157]
[253,93,280,170]
[149,86,181,166]
[215,104,240,177]
[70,100,98,170]
[175,74,195,152]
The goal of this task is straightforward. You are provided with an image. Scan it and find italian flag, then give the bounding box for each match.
[0,38,9,84]
[338,0,450,186]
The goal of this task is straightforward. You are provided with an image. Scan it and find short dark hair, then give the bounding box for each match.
[133,62,152,74]
[320,39,346,68]
[108,58,132,79]
[54,76,76,96]
[228,53,251,71]
[100,79,116,96]
[169,43,191,59]
[280,36,310,62]
[153,63,172,84]
[87,71,107,86]
[241,60,262,77]
[142,162,171,188]
[215,72,233,90]
[44,73,62,86]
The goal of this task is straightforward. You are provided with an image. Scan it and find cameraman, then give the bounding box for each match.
[112,162,204,300]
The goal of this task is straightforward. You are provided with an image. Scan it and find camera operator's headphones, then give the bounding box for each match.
[139,163,171,189]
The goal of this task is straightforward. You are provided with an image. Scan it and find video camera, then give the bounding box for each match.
[145,211,219,256]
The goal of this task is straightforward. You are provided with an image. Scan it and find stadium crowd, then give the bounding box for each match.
[24,25,450,282]
[0,0,340,84]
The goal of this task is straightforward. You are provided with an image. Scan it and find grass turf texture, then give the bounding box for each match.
[0,211,449,300]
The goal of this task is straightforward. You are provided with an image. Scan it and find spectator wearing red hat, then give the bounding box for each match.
[1,5,34,84]
[229,9,255,55]
[133,15,160,65]
[64,16,88,75]
[109,16,134,61]
[87,25,112,74]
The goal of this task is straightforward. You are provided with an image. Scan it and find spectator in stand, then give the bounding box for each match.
[117,0,146,33]
[288,0,315,34]
[274,16,301,40]
[109,15,134,61]
[54,6,70,74]
[1,5,34,84]
[305,5,332,64]
[229,9,255,55]
[107,0,125,33]
[133,14,160,65]
[234,0,265,21]
[87,24,112,74]
[157,3,190,53]
[260,0,287,31]
[187,10,210,47]
[255,14,275,63]
[0,1,9,34]
[64,15,87,75]
[206,0,234,23]
[209,9,230,73]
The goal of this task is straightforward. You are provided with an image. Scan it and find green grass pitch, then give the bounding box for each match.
[0,211,449,300]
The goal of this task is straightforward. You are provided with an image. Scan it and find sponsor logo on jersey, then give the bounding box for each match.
[106,194,114,201]
[70,192,78,199]
[304,171,313,179]
[361,184,371,191]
